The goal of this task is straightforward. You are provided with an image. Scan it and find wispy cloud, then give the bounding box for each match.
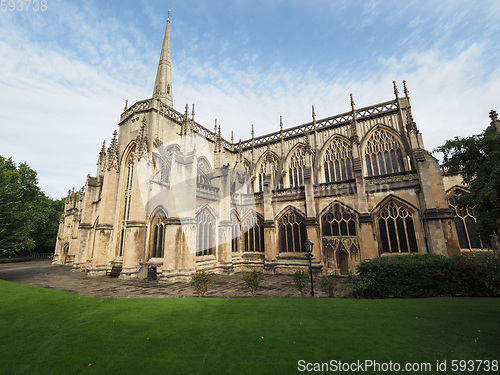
[0,0,499,199]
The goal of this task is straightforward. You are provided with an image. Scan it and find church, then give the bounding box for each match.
[53,18,484,281]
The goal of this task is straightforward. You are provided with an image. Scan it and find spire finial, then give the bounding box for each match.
[231,131,234,144]
[153,14,173,106]
[403,80,409,98]
[168,9,171,19]
[350,93,355,109]
[312,105,316,120]
[393,81,399,98]
[280,116,283,131]
[191,103,195,121]
[214,119,217,135]
[124,99,128,111]
[251,124,254,139]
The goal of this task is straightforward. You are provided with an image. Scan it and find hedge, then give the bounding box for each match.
[352,253,500,298]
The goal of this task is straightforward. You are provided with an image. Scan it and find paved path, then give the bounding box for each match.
[0,260,311,298]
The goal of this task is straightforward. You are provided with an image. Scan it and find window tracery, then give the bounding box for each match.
[257,153,279,192]
[243,212,264,252]
[196,207,215,256]
[364,129,406,177]
[278,208,306,252]
[321,204,357,237]
[288,147,305,188]
[150,210,167,258]
[231,211,241,253]
[448,190,481,249]
[377,201,418,254]
[323,138,354,183]
[197,157,212,185]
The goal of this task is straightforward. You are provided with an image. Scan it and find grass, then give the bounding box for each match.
[0,280,499,374]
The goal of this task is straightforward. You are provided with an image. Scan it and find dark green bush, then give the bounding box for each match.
[352,253,500,298]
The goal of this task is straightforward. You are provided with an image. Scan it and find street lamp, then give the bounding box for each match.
[304,240,315,297]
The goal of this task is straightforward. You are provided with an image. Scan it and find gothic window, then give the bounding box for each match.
[150,210,167,258]
[323,138,354,183]
[288,147,305,188]
[197,157,212,185]
[257,153,279,192]
[321,204,357,237]
[119,151,134,257]
[278,208,307,252]
[448,190,481,249]
[123,157,134,221]
[231,211,241,253]
[158,144,180,184]
[196,207,215,256]
[377,201,418,254]
[243,212,264,252]
[364,129,406,177]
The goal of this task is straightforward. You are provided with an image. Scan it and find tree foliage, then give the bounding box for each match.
[0,156,64,255]
[435,131,500,248]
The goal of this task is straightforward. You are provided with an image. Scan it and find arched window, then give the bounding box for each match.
[243,212,264,252]
[448,190,481,249]
[196,207,215,256]
[321,204,357,237]
[323,138,354,183]
[197,157,212,185]
[257,153,279,192]
[364,128,406,177]
[377,201,418,254]
[150,210,167,258]
[119,150,135,257]
[157,144,180,184]
[288,147,305,188]
[278,208,306,252]
[231,211,241,253]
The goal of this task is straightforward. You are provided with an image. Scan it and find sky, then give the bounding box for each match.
[1,0,499,199]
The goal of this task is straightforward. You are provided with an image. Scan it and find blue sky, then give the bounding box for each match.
[1,0,499,199]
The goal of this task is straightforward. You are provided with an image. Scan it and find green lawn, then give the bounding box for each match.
[0,280,499,375]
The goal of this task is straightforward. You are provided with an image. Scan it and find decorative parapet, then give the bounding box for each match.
[196,183,220,200]
[239,99,398,150]
[121,97,398,153]
[120,99,151,122]
[313,181,356,197]
[364,171,419,185]
[272,186,305,202]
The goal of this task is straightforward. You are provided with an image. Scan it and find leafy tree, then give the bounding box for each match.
[32,195,65,253]
[434,129,500,250]
[0,156,64,255]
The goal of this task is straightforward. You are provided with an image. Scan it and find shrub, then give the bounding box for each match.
[352,253,500,298]
[319,274,336,297]
[292,268,310,297]
[189,270,216,297]
[243,269,265,297]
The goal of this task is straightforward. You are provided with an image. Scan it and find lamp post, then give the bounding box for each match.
[305,240,315,297]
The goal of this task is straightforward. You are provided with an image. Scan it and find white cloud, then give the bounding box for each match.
[1,0,499,200]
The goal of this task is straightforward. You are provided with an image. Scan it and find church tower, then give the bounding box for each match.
[153,16,173,107]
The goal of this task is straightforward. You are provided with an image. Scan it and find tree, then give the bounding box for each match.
[434,125,500,250]
[0,156,64,255]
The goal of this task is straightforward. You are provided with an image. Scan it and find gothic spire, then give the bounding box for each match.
[97,140,106,165]
[136,117,148,161]
[153,17,173,107]
[107,130,119,171]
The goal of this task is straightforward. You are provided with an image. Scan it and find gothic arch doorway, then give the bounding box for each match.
[337,250,349,275]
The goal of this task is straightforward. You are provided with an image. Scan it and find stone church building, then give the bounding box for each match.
[53,19,485,281]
